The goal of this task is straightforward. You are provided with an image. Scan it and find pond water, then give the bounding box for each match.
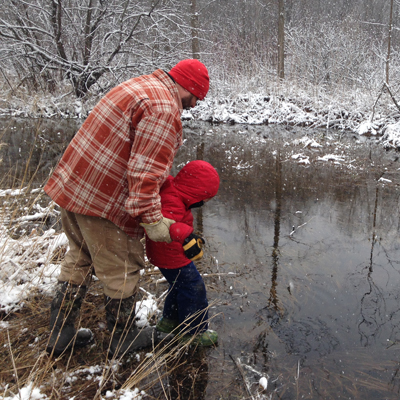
[1,118,400,399]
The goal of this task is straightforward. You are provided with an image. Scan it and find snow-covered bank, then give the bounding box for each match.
[0,201,62,313]
[2,84,400,149]
[189,93,400,150]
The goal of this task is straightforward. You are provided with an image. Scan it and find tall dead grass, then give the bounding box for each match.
[0,236,219,399]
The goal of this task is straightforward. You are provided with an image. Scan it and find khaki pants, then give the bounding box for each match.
[58,209,145,299]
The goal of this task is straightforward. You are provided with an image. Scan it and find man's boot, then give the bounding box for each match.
[46,282,86,356]
[105,295,155,357]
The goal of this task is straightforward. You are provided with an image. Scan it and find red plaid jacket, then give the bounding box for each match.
[44,69,183,238]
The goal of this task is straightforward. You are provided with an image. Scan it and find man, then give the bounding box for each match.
[44,59,210,357]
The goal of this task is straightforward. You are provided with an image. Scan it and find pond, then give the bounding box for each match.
[1,118,400,399]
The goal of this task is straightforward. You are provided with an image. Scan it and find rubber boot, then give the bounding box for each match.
[105,295,155,357]
[156,316,179,334]
[46,282,86,356]
[180,329,218,347]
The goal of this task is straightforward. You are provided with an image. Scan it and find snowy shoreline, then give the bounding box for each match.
[2,89,400,150]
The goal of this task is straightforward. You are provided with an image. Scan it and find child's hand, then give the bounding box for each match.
[183,233,205,261]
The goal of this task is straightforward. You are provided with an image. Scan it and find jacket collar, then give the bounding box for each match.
[152,69,182,113]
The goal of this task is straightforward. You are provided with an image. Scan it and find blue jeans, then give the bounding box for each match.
[159,262,209,335]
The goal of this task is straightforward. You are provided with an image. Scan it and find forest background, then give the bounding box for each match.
[0,0,399,135]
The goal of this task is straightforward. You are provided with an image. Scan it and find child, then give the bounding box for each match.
[145,160,220,346]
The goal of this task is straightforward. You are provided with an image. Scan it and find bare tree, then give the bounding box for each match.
[0,0,192,97]
[1,0,400,101]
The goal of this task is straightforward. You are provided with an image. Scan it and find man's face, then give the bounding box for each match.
[181,92,198,110]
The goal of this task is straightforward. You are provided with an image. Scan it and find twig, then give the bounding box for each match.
[295,359,300,380]
[370,84,385,122]
[289,217,314,237]
[370,82,400,124]
[7,330,20,394]
[295,359,301,400]
[384,82,400,112]
[139,286,153,297]
[202,272,237,278]
[229,355,254,399]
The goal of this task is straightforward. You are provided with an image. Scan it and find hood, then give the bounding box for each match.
[173,160,220,207]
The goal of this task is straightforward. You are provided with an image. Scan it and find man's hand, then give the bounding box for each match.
[140,217,175,243]
[183,233,205,261]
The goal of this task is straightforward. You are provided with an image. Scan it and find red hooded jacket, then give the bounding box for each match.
[145,160,220,269]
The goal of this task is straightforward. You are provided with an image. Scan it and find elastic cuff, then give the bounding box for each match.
[140,212,163,225]
[140,218,161,227]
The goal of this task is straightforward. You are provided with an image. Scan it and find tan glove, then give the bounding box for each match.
[140,217,176,243]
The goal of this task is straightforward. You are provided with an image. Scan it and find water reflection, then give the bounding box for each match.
[0,118,79,187]
[269,151,283,314]
[177,123,400,399]
[358,185,383,347]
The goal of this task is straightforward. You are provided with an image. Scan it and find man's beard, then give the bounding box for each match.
[181,93,197,110]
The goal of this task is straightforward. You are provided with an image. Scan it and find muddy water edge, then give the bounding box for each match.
[1,118,400,399]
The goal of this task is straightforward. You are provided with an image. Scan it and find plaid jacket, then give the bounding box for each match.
[44,69,183,238]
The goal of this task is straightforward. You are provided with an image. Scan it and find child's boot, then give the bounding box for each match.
[181,329,218,347]
[156,316,179,333]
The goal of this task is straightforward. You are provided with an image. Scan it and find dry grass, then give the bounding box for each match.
[0,164,218,399]
[0,265,219,400]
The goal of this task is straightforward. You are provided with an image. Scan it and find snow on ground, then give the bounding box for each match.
[0,193,159,324]
[0,356,148,399]
[0,200,63,313]
[1,380,146,400]
[187,92,400,149]
[1,382,49,400]
[382,121,400,149]
[317,154,346,164]
[105,388,146,400]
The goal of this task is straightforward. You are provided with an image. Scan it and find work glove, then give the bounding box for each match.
[183,233,205,261]
[140,217,175,243]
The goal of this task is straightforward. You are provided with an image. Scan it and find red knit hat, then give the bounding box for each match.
[169,59,209,100]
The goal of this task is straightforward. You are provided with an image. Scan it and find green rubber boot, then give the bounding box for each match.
[181,329,218,347]
[156,317,179,333]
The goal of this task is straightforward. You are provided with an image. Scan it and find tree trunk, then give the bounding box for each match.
[278,0,285,80]
[386,0,394,85]
[191,0,200,59]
